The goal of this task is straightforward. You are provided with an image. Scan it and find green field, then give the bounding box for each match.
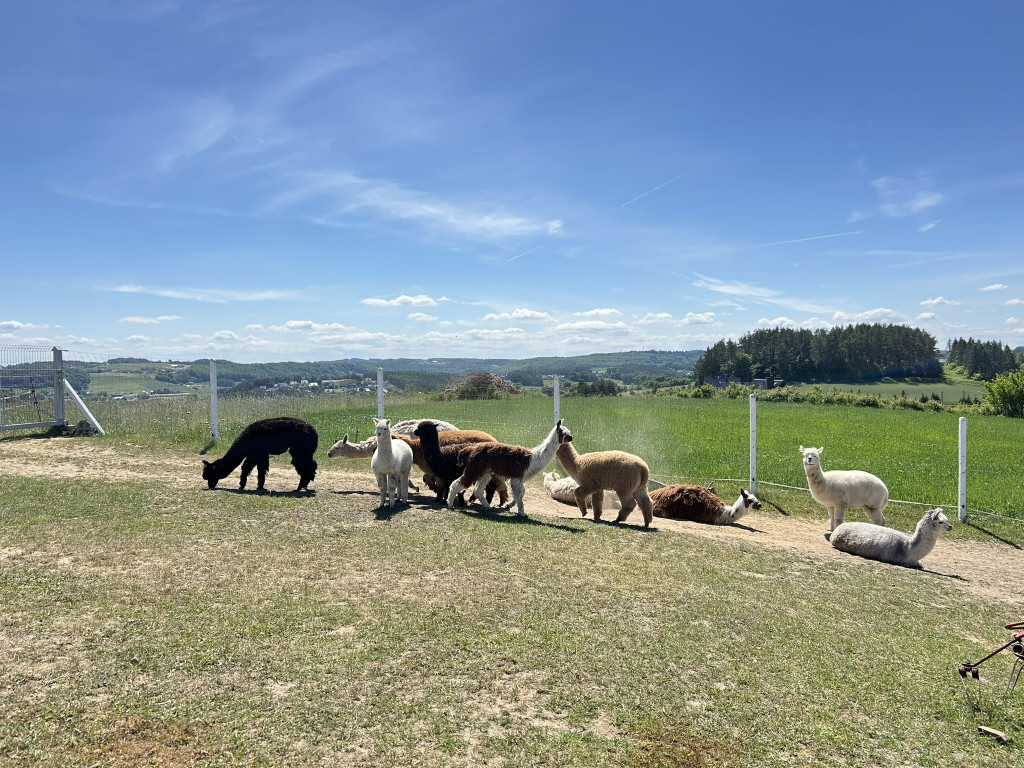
[795,369,988,404]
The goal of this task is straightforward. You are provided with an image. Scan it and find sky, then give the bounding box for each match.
[2,1,1023,363]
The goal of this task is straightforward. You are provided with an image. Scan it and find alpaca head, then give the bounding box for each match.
[922,508,953,532]
[327,434,352,458]
[555,419,572,444]
[373,417,391,440]
[728,488,762,522]
[799,445,824,469]
[201,459,221,489]
[413,420,436,439]
[543,471,560,487]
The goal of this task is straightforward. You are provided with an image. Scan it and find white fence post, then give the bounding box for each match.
[749,394,757,495]
[52,347,65,423]
[958,416,967,522]
[552,375,560,424]
[210,360,218,444]
[377,368,384,419]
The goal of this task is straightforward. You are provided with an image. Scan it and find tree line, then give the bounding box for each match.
[946,337,1021,380]
[694,324,943,383]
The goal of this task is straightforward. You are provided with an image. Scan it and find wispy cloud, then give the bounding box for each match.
[981,284,1008,291]
[621,173,685,207]
[920,296,960,307]
[637,312,673,324]
[917,220,941,232]
[692,274,827,313]
[575,308,622,318]
[679,312,716,325]
[1005,298,1024,306]
[109,285,298,302]
[743,231,863,249]
[482,308,551,321]
[361,294,445,307]
[832,308,905,324]
[872,173,943,218]
[118,315,183,324]
[507,245,542,263]
[408,312,437,322]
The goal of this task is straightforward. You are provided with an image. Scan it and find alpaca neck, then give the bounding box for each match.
[525,425,562,479]
[724,496,747,523]
[374,432,394,462]
[214,447,246,477]
[803,462,826,490]
[555,442,581,480]
[908,521,941,560]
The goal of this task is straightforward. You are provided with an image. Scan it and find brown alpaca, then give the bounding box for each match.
[650,485,761,525]
[554,425,653,527]
[329,428,509,504]
[447,420,569,516]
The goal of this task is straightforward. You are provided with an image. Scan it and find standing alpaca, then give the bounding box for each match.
[202,416,318,492]
[446,420,570,517]
[830,508,953,567]
[543,471,620,510]
[554,425,654,527]
[650,484,761,525]
[800,445,888,531]
[412,421,505,505]
[370,418,414,508]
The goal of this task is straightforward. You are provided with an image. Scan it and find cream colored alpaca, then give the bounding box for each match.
[554,426,653,527]
[543,471,620,510]
[370,418,413,508]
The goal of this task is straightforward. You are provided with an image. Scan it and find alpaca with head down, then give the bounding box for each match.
[201,416,318,492]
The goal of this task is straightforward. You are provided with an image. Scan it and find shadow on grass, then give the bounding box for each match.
[456,506,587,533]
[199,439,217,456]
[209,487,317,497]
[963,520,1022,550]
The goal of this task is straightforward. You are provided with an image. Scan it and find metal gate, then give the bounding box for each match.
[0,346,66,432]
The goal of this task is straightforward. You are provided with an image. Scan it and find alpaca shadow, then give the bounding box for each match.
[725,521,766,534]
[458,507,585,534]
[199,439,217,456]
[590,517,659,534]
[760,498,790,516]
[963,521,1022,550]
[373,501,414,521]
[211,486,316,497]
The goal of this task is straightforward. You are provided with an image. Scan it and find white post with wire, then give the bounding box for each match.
[552,375,560,424]
[210,360,218,444]
[377,368,384,419]
[749,394,757,495]
[958,416,967,522]
[52,347,65,424]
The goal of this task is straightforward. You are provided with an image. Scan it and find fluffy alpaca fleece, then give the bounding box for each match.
[542,471,620,510]
[830,508,952,568]
[554,426,654,527]
[800,445,888,531]
[650,484,761,525]
[327,418,459,458]
[447,420,570,517]
[410,421,506,505]
[370,418,414,508]
[202,416,318,492]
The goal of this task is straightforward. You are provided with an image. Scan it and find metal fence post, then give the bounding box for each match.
[210,360,218,443]
[377,368,384,418]
[52,347,65,424]
[553,375,560,424]
[749,394,757,495]
[958,417,967,522]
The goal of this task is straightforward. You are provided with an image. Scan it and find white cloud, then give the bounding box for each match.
[1005,298,1024,306]
[118,315,182,324]
[832,308,905,324]
[872,174,943,218]
[575,308,622,318]
[679,312,716,325]
[272,320,353,333]
[408,312,436,322]
[693,274,827,313]
[846,210,868,223]
[1007,317,1021,325]
[553,320,630,332]
[916,312,936,320]
[920,296,960,307]
[757,316,797,328]
[245,324,264,331]
[361,294,440,307]
[982,284,1008,291]
[548,220,564,235]
[637,313,673,324]
[109,285,297,303]
[482,308,551,321]
[917,220,941,232]
[0,320,46,331]
[212,330,241,341]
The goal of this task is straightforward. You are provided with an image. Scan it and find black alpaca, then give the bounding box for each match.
[413,420,497,505]
[202,417,318,492]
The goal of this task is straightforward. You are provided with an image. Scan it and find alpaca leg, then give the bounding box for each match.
[256,455,270,490]
[510,477,527,516]
[864,506,887,526]
[591,490,605,521]
[294,459,316,491]
[239,457,256,489]
[473,474,493,509]
[375,472,388,507]
[635,487,654,528]
[447,479,468,510]
[617,494,637,523]
[573,486,590,518]
[399,470,410,503]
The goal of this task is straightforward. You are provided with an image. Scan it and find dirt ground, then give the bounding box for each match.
[2,436,1021,606]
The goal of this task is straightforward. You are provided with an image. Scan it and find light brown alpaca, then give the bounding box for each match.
[554,425,653,527]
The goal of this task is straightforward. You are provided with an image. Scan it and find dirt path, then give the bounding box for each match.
[2,437,1021,605]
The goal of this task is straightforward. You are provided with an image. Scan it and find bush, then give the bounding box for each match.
[984,369,1024,417]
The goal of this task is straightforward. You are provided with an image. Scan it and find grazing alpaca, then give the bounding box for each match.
[650,484,761,525]
[202,416,318,492]
[543,471,620,510]
[800,445,888,531]
[370,418,414,508]
[447,420,570,516]
[554,425,654,527]
[830,508,953,568]
[411,421,505,505]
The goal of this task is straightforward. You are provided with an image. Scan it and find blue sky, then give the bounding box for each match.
[2,1,1023,362]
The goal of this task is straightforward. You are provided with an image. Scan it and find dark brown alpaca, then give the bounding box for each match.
[202,417,318,492]
[412,421,506,505]
[650,485,760,525]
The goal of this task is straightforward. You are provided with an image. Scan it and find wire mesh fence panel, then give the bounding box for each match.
[0,346,62,431]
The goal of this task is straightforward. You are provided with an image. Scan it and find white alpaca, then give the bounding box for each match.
[800,445,888,531]
[543,471,620,510]
[447,420,570,517]
[370,418,413,508]
[328,418,458,458]
[830,508,953,567]
[553,426,654,527]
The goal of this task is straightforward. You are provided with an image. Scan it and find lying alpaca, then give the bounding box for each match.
[830,508,953,568]
[800,445,888,531]
[554,425,654,527]
[543,471,620,510]
[412,421,505,505]
[370,418,413,508]
[650,484,761,525]
[447,420,570,517]
[202,416,318,492]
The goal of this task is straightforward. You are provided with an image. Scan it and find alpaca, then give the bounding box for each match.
[328,419,460,458]
[554,425,654,527]
[650,484,761,525]
[800,445,888,531]
[202,416,318,492]
[446,420,570,517]
[370,418,414,508]
[412,421,505,505]
[542,471,620,510]
[830,508,953,568]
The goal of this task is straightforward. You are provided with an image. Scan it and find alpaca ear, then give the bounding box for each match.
[817,446,824,454]
[202,460,211,467]
[798,445,804,453]
[385,419,391,427]
[741,489,748,499]
[342,433,349,444]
